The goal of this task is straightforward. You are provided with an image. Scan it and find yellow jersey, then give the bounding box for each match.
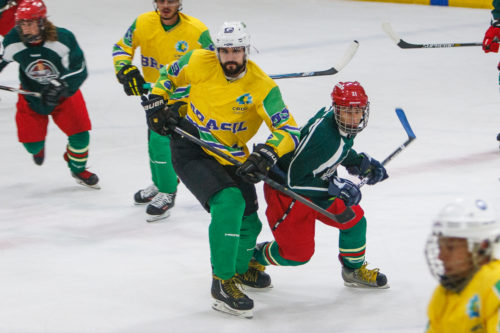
[112,11,213,83]
[151,49,300,164]
[426,260,500,333]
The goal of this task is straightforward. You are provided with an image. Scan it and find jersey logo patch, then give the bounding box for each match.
[25,59,59,84]
[175,41,188,53]
[236,93,253,105]
[467,294,480,318]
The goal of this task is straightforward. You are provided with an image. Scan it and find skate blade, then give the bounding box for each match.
[240,283,274,292]
[212,300,253,319]
[134,201,149,206]
[343,281,390,289]
[74,179,101,190]
[146,211,171,223]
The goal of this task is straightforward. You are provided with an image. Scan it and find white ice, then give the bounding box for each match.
[0,0,499,332]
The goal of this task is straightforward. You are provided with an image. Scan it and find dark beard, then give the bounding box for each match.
[222,61,245,77]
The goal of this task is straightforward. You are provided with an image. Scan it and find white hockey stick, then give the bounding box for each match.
[382,22,482,49]
[0,84,41,97]
[269,40,359,79]
[0,0,16,13]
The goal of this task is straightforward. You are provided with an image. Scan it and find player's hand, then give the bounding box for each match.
[236,144,278,183]
[346,153,388,185]
[142,94,169,135]
[116,65,148,96]
[163,101,187,134]
[328,176,362,207]
[483,20,500,53]
[41,79,68,106]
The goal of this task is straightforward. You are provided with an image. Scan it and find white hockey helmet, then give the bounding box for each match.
[425,198,500,291]
[214,21,250,56]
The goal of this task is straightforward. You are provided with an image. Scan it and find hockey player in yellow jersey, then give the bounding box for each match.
[425,198,500,333]
[141,21,300,318]
[112,0,214,222]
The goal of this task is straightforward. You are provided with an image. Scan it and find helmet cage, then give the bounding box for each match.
[15,0,47,44]
[333,102,370,135]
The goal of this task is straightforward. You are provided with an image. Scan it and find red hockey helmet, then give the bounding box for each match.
[15,0,47,23]
[331,81,370,135]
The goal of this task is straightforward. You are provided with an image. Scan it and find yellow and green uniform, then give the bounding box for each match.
[112,11,213,194]
[426,260,500,333]
[151,49,300,164]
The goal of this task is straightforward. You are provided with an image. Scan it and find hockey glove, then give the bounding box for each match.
[116,65,148,96]
[41,79,68,106]
[346,153,388,185]
[142,94,169,135]
[483,19,500,53]
[163,101,187,134]
[236,144,279,184]
[328,176,362,207]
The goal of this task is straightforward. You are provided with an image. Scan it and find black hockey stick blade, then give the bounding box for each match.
[0,84,41,97]
[172,126,355,223]
[382,22,482,49]
[269,40,359,79]
[358,108,416,188]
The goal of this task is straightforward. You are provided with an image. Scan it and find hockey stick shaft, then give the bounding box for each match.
[358,108,416,188]
[0,0,16,13]
[172,126,355,223]
[269,40,359,79]
[382,22,482,49]
[0,84,41,97]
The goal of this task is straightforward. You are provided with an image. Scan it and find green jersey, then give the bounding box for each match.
[276,107,363,209]
[0,27,88,114]
[493,0,500,20]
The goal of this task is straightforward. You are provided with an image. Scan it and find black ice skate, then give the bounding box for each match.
[211,275,254,319]
[236,259,272,290]
[71,170,100,189]
[33,147,45,166]
[145,192,175,222]
[134,184,159,205]
[341,262,389,289]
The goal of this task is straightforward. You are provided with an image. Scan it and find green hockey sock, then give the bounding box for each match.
[254,241,307,267]
[339,217,367,269]
[209,187,246,280]
[23,141,44,155]
[66,131,89,173]
[149,130,178,193]
[235,212,262,274]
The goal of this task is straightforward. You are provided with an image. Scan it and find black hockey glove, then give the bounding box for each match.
[328,176,362,207]
[141,94,169,135]
[163,101,187,134]
[346,153,388,185]
[41,79,68,106]
[236,144,279,184]
[116,65,148,96]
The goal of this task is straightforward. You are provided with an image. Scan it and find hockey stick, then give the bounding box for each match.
[268,40,359,79]
[172,126,356,223]
[382,22,482,49]
[0,84,41,97]
[358,108,416,188]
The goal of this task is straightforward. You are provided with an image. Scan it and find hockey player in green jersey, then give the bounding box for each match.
[113,0,214,222]
[141,21,300,318]
[0,0,99,188]
[254,81,390,289]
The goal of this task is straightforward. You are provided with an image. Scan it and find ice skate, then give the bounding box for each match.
[236,259,272,290]
[33,147,45,166]
[211,275,254,319]
[134,184,159,205]
[71,170,100,189]
[145,192,175,222]
[342,262,389,289]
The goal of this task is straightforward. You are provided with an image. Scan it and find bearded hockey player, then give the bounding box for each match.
[141,21,300,318]
[0,0,99,188]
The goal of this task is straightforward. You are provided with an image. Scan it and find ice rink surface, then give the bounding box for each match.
[0,0,499,332]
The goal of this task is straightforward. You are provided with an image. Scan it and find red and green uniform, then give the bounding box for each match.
[0,26,92,173]
[255,107,369,269]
